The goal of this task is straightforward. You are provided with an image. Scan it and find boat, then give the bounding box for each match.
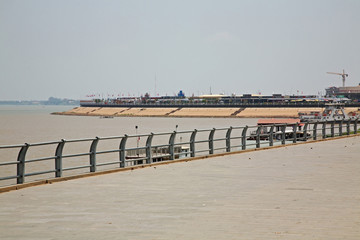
[299,103,358,122]
[247,118,309,141]
[125,146,190,165]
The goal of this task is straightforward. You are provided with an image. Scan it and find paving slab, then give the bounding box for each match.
[1,136,360,240]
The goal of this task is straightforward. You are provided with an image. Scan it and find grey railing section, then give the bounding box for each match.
[0,119,359,186]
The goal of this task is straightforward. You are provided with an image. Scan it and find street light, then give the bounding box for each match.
[175,125,182,143]
[135,125,139,156]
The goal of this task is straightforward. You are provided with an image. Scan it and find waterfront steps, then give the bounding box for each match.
[56,106,360,118]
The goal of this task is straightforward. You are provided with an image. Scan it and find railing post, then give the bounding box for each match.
[292,123,298,143]
[146,133,154,164]
[354,119,358,134]
[330,121,335,138]
[339,120,343,136]
[303,122,309,141]
[322,121,327,139]
[119,135,128,168]
[55,139,66,177]
[89,137,99,172]
[241,126,248,150]
[169,131,176,160]
[208,128,216,154]
[17,143,29,184]
[255,126,261,148]
[313,121,318,140]
[281,125,286,145]
[269,125,274,146]
[346,120,351,135]
[225,127,232,152]
[190,129,197,157]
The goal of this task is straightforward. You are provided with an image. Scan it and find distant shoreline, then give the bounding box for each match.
[53,106,360,118]
[0,97,79,106]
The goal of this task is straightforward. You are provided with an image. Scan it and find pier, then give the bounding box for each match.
[0,135,359,239]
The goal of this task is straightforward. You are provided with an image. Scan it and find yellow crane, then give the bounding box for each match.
[327,69,348,87]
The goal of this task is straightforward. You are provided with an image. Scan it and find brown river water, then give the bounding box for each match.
[0,105,259,186]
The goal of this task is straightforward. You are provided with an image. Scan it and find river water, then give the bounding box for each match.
[0,105,258,145]
[0,105,259,186]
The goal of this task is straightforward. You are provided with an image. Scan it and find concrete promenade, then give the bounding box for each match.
[1,136,359,239]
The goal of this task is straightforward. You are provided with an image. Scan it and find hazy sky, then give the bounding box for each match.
[1,0,359,100]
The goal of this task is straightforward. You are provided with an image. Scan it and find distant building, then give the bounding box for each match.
[325,84,360,100]
[178,90,185,98]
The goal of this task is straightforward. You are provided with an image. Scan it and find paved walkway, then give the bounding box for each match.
[1,136,360,240]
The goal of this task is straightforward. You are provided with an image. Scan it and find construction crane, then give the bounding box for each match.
[327,69,348,87]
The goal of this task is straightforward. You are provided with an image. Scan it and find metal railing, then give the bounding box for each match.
[0,119,359,187]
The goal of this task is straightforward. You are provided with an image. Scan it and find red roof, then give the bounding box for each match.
[257,119,303,126]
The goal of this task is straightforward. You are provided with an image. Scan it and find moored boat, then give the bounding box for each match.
[248,118,309,141]
[299,103,358,122]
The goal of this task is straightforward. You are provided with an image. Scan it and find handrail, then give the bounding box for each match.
[0,119,359,186]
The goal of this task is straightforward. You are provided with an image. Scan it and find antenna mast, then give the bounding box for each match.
[154,73,157,96]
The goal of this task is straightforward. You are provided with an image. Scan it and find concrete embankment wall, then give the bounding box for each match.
[54,106,360,118]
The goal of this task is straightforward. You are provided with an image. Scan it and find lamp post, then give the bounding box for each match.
[135,125,139,156]
[175,125,182,143]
